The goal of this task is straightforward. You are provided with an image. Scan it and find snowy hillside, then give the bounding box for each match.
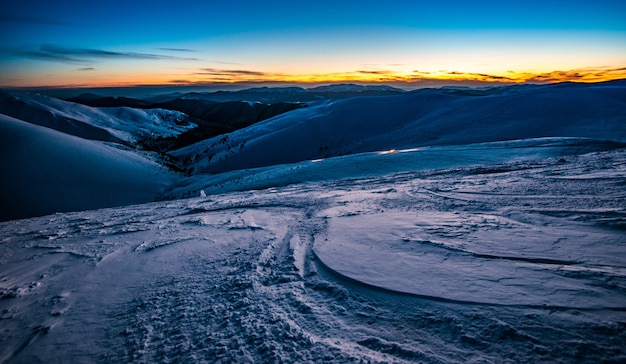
[0,114,181,221]
[0,90,195,145]
[166,137,625,198]
[171,82,626,174]
[1,147,624,363]
[64,93,307,151]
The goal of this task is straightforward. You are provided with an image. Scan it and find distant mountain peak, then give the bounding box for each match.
[308,84,404,93]
[238,86,306,94]
[72,92,105,101]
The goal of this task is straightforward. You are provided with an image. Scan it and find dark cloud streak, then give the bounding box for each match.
[155,48,196,52]
[9,50,90,64]
[467,73,515,81]
[2,44,199,65]
[196,68,271,77]
[41,44,199,61]
[356,70,391,75]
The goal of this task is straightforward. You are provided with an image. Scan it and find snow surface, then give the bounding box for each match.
[1,146,625,363]
[171,83,626,174]
[0,113,181,221]
[166,137,624,198]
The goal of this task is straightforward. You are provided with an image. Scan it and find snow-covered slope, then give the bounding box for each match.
[171,82,626,174]
[0,113,181,221]
[1,147,624,363]
[166,137,625,198]
[0,90,195,144]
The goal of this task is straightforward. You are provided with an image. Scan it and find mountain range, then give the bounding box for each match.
[1,80,625,363]
[1,80,625,221]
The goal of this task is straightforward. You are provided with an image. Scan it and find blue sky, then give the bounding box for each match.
[1,0,625,88]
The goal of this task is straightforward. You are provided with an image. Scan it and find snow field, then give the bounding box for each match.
[1,147,625,363]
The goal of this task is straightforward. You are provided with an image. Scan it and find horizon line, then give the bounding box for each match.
[3,77,626,93]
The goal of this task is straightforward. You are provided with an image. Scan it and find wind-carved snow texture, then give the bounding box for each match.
[1,149,625,363]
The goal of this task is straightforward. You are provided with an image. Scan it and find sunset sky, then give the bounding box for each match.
[1,0,625,89]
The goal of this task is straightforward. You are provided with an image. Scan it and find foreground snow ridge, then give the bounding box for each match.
[1,148,625,363]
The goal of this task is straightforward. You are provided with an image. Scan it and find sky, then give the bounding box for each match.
[1,0,625,89]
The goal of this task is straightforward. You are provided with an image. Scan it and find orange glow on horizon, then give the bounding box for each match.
[4,66,626,89]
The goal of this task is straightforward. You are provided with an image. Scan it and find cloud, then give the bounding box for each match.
[521,67,626,83]
[77,67,95,71]
[196,68,273,77]
[356,70,393,75]
[2,44,199,64]
[429,67,626,84]
[0,47,91,64]
[393,71,519,85]
[41,44,198,60]
[467,73,515,81]
[155,48,196,53]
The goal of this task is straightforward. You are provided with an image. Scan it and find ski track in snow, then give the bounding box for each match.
[1,150,626,363]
